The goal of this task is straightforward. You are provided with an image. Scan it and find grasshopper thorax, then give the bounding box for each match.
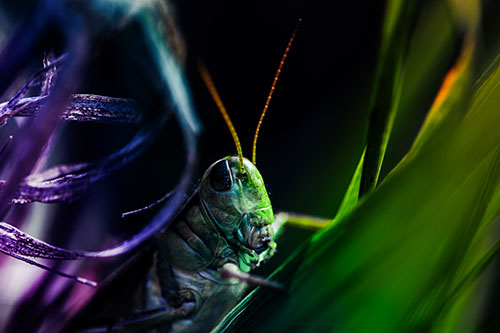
[199,156,274,255]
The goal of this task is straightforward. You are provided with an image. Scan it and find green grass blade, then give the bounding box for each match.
[335,0,415,218]
[339,0,461,213]
[358,0,413,197]
[335,149,365,220]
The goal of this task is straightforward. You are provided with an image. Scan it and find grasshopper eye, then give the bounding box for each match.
[209,160,233,192]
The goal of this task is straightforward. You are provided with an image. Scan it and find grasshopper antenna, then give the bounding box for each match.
[252,18,301,165]
[199,62,245,174]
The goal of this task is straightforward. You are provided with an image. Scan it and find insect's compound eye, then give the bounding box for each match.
[209,160,233,192]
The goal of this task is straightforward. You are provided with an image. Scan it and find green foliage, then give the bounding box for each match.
[215,0,500,331]
[359,0,414,197]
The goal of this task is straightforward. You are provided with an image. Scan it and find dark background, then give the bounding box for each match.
[178,1,384,217]
[5,0,500,330]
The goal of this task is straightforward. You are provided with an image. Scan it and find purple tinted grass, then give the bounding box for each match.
[0,9,199,269]
[0,249,96,287]
[5,116,165,204]
[0,1,200,330]
[0,118,197,260]
[30,50,58,176]
[0,94,141,126]
[40,51,57,96]
[6,274,77,332]
[0,29,91,219]
[0,54,66,125]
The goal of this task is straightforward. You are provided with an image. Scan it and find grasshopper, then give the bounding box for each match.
[66,21,306,332]
[71,156,280,332]
[0,17,327,332]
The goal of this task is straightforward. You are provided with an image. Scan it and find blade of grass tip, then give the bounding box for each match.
[446,0,480,35]
[334,148,365,221]
[337,0,461,218]
[381,0,459,177]
[391,0,479,167]
[407,33,475,158]
[359,0,415,197]
[335,0,414,214]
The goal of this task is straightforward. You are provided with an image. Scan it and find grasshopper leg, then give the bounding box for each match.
[273,211,332,233]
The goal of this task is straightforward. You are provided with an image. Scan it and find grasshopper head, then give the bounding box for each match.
[200,156,275,258]
[197,25,299,269]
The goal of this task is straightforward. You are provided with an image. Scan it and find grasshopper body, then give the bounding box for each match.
[69,19,301,333]
[70,156,277,331]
